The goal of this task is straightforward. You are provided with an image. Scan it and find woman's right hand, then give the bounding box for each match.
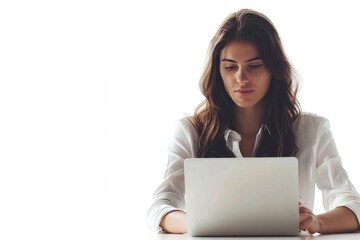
[160,210,188,234]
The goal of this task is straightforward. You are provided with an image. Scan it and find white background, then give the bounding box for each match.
[1,0,360,239]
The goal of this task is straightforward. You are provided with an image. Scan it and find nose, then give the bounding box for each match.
[235,67,249,84]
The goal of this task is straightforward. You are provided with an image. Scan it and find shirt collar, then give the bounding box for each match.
[224,123,271,143]
[224,124,271,156]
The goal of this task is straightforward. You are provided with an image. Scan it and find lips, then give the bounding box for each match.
[237,90,253,93]
[234,89,254,95]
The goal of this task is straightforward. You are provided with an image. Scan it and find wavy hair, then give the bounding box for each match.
[190,9,301,157]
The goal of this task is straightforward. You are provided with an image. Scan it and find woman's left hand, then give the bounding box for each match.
[299,205,321,234]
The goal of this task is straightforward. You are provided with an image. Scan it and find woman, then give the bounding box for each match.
[147,9,360,234]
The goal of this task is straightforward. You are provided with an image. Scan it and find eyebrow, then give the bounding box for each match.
[220,57,261,63]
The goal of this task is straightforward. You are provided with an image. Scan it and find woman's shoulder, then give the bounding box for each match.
[176,116,196,130]
[295,112,329,125]
[172,116,198,140]
[293,112,330,133]
[168,117,199,156]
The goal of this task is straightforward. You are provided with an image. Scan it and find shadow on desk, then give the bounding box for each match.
[154,231,360,240]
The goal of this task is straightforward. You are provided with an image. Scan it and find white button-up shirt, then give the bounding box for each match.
[147,112,360,232]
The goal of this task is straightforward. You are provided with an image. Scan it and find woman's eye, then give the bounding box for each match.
[224,65,237,70]
[248,64,262,70]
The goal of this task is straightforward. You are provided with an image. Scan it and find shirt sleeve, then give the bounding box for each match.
[315,118,360,224]
[146,118,198,232]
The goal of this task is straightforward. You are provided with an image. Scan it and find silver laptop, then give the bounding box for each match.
[184,157,299,237]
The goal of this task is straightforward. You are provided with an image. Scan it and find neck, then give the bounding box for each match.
[232,105,263,138]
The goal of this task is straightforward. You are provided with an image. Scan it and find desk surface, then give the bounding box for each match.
[154,232,360,240]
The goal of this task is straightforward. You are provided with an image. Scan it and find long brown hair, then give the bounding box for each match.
[190,9,301,157]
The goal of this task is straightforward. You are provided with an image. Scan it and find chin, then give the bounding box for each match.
[233,101,262,110]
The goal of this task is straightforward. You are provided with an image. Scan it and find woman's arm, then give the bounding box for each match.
[300,206,359,234]
[160,211,188,234]
[147,119,198,232]
[162,206,359,234]
[312,117,360,232]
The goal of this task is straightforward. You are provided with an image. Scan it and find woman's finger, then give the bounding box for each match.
[299,206,313,214]
[299,215,313,230]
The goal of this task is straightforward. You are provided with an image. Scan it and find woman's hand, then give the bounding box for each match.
[160,211,188,234]
[299,205,360,234]
[299,205,321,234]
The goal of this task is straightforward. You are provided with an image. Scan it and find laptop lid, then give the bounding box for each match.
[184,157,299,237]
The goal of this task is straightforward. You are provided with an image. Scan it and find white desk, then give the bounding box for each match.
[154,232,360,240]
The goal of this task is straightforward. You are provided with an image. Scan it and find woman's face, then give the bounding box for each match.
[219,40,271,110]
